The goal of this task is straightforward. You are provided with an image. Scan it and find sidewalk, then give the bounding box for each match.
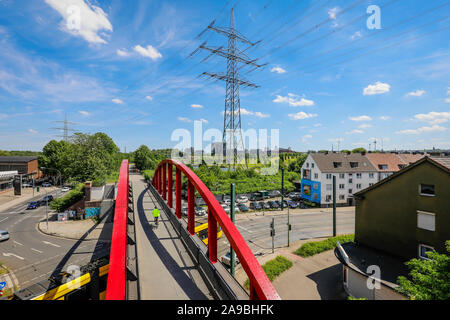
[0,187,59,213]
[235,237,347,300]
[38,217,113,242]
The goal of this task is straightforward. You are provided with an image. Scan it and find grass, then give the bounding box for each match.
[294,234,355,257]
[244,256,293,290]
[0,262,8,275]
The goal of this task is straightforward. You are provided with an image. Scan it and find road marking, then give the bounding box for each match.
[0,217,8,223]
[2,253,24,260]
[31,248,43,254]
[42,241,61,248]
[13,241,23,246]
[236,224,253,233]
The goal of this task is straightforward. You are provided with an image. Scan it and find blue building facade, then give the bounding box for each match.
[301,168,321,204]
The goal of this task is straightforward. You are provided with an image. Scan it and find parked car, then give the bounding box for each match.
[249,202,261,210]
[261,202,271,210]
[42,182,52,187]
[221,251,240,267]
[221,204,230,214]
[236,195,248,203]
[27,201,40,210]
[182,207,188,217]
[268,190,281,198]
[22,183,33,188]
[237,204,249,213]
[61,187,71,192]
[0,230,10,242]
[195,207,207,217]
[268,201,279,209]
[288,201,298,209]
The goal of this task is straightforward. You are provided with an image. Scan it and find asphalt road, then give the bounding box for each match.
[0,189,110,290]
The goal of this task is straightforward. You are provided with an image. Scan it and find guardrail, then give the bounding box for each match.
[105,160,129,300]
[153,160,280,300]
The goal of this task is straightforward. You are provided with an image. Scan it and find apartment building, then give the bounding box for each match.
[300,153,378,207]
[365,153,425,181]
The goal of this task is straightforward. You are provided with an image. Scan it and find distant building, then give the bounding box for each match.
[365,153,425,180]
[0,156,40,180]
[0,171,18,193]
[335,156,450,300]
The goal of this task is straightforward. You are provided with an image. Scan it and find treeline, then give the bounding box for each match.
[133,145,172,171]
[0,150,41,156]
[39,132,125,186]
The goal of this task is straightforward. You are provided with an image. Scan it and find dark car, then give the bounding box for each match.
[250,202,261,211]
[259,202,270,210]
[40,195,54,205]
[27,202,40,210]
[42,182,52,187]
[288,201,298,209]
[268,201,279,209]
[237,204,249,213]
[268,190,281,198]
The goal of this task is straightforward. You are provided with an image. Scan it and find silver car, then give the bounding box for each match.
[0,230,10,242]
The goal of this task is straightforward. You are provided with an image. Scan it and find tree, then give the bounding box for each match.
[288,153,308,174]
[38,140,71,179]
[396,241,450,300]
[352,148,367,154]
[134,145,156,171]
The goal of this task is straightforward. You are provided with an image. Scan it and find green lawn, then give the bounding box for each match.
[294,234,355,257]
[244,256,293,290]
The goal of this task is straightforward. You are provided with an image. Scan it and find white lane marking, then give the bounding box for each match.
[236,224,253,233]
[0,217,8,223]
[42,241,61,248]
[13,241,23,246]
[2,253,24,260]
[31,248,43,254]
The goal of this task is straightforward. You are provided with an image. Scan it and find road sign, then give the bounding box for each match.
[0,282,6,290]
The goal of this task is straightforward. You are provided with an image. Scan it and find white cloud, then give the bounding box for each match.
[406,89,426,97]
[225,108,270,118]
[363,82,391,95]
[45,0,113,44]
[288,112,318,120]
[191,104,203,109]
[79,110,90,116]
[271,66,286,74]
[349,115,372,122]
[346,129,364,135]
[178,117,192,123]
[28,129,38,134]
[396,125,448,135]
[413,111,450,125]
[351,31,362,40]
[254,111,270,119]
[145,96,153,101]
[358,124,372,129]
[273,93,315,107]
[328,7,339,20]
[302,135,313,143]
[112,98,123,104]
[117,49,130,57]
[379,116,391,121]
[134,45,163,61]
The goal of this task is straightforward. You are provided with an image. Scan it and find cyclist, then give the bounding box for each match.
[152,208,160,226]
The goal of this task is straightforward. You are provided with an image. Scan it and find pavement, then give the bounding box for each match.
[234,237,348,300]
[0,187,59,213]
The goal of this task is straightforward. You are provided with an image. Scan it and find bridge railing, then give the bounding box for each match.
[105,159,129,300]
[152,160,280,300]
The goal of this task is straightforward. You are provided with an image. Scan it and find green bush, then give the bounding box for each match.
[50,183,85,213]
[294,234,354,257]
[244,256,293,289]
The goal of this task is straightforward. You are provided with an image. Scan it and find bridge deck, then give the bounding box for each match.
[131,174,214,300]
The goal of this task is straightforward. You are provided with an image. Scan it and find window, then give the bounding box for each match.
[348,189,353,194]
[339,195,345,200]
[333,162,342,168]
[313,193,319,200]
[314,173,319,179]
[348,173,353,177]
[339,173,345,179]
[417,211,435,231]
[306,163,309,168]
[311,163,315,168]
[339,184,345,190]
[348,179,353,184]
[313,183,319,189]
[418,244,434,260]
[350,162,359,168]
[356,173,362,179]
[420,184,435,196]
[327,184,332,191]
[369,173,375,179]
[326,174,332,179]
[378,164,388,170]
[356,184,362,189]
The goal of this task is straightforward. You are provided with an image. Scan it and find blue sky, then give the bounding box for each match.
[0,0,449,152]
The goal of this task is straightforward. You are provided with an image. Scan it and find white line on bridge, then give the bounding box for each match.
[42,241,61,248]
[31,248,43,254]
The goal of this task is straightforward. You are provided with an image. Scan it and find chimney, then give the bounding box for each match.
[85,181,92,202]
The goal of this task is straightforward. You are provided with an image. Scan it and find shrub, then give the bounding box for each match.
[50,183,85,213]
[294,234,354,257]
[244,256,293,289]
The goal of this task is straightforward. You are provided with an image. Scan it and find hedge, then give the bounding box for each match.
[50,183,85,213]
[244,255,293,290]
[294,234,354,257]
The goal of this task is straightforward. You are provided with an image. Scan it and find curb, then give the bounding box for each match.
[36,220,111,243]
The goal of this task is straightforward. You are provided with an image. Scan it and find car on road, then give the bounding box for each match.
[22,183,33,188]
[42,182,52,187]
[40,195,54,206]
[61,187,71,192]
[195,207,207,217]
[237,204,249,213]
[221,251,240,267]
[261,202,271,210]
[0,230,10,242]
[27,201,40,210]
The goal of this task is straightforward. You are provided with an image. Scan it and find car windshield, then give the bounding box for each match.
[1,232,8,236]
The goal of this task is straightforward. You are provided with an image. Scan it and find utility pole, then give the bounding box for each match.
[281,167,284,211]
[197,8,265,167]
[270,218,275,254]
[333,175,336,237]
[230,183,236,277]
